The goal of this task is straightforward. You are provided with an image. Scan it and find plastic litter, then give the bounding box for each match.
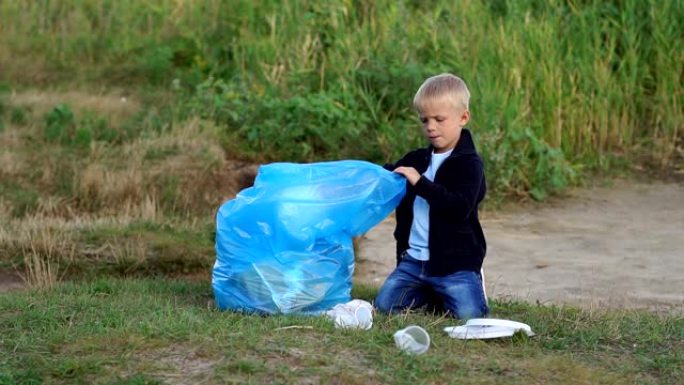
[324,299,374,330]
[394,325,431,355]
[444,318,535,339]
[213,160,406,314]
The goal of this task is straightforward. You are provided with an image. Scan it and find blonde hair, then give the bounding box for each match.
[413,73,470,112]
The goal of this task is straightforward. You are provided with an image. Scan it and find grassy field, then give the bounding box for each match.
[1,0,682,200]
[1,279,682,384]
[0,1,682,383]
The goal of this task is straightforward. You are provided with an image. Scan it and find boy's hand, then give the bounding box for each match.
[394,166,421,186]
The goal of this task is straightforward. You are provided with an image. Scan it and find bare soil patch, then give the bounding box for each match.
[0,270,24,293]
[355,180,684,312]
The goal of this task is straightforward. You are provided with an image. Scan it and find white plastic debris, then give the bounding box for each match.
[324,299,373,330]
[393,325,430,355]
[444,318,535,339]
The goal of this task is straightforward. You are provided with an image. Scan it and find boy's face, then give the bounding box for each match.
[417,98,470,153]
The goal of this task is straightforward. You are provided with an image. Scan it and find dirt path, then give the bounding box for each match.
[355,180,684,312]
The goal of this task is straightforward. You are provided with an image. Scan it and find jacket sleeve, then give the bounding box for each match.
[413,157,484,220]
[382,151,413,172]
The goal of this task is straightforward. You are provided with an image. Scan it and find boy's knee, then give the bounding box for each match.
[374,287,395,314]
[437,271,488,319]
[374,299,390,314]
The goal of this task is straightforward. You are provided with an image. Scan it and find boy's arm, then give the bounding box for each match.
[412,158,484,220]
[382,152,412,172]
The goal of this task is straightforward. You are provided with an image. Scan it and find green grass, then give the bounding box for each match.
[1,278,681,384]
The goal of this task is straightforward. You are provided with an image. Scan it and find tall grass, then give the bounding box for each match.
[1,0,682,199]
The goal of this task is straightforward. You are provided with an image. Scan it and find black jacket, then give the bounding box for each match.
[385,129,486,277]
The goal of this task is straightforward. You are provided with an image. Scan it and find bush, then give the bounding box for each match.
[44,104,76,144]
[10,107,29,125]
[192,78,378,162]
[43,105,135,147]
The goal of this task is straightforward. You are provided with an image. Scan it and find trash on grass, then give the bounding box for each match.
[324,299,374,330]
[444,318,535,339]
[394,325,431,355]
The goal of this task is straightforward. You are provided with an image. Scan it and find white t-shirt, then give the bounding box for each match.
[406,149,453,261]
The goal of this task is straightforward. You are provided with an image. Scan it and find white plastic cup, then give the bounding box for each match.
[334,306,373,330]
[354,307,373,330]
[393,325,430,355]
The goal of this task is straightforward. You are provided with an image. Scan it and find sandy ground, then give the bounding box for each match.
[355,181,684,312]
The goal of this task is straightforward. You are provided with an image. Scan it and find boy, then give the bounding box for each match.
[374,73,488,319]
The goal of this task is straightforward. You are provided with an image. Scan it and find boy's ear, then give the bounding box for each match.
[460,109,471,125]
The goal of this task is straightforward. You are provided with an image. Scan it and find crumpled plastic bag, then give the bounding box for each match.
[213,160,405,314]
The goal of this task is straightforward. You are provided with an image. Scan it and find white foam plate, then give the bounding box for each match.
[444,318,535,340]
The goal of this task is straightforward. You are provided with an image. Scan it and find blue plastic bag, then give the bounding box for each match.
[213,160,406,314]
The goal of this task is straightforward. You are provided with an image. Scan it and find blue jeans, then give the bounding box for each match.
[375,255,488,319]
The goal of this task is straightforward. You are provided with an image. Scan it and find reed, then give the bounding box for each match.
[1,0,681,199]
